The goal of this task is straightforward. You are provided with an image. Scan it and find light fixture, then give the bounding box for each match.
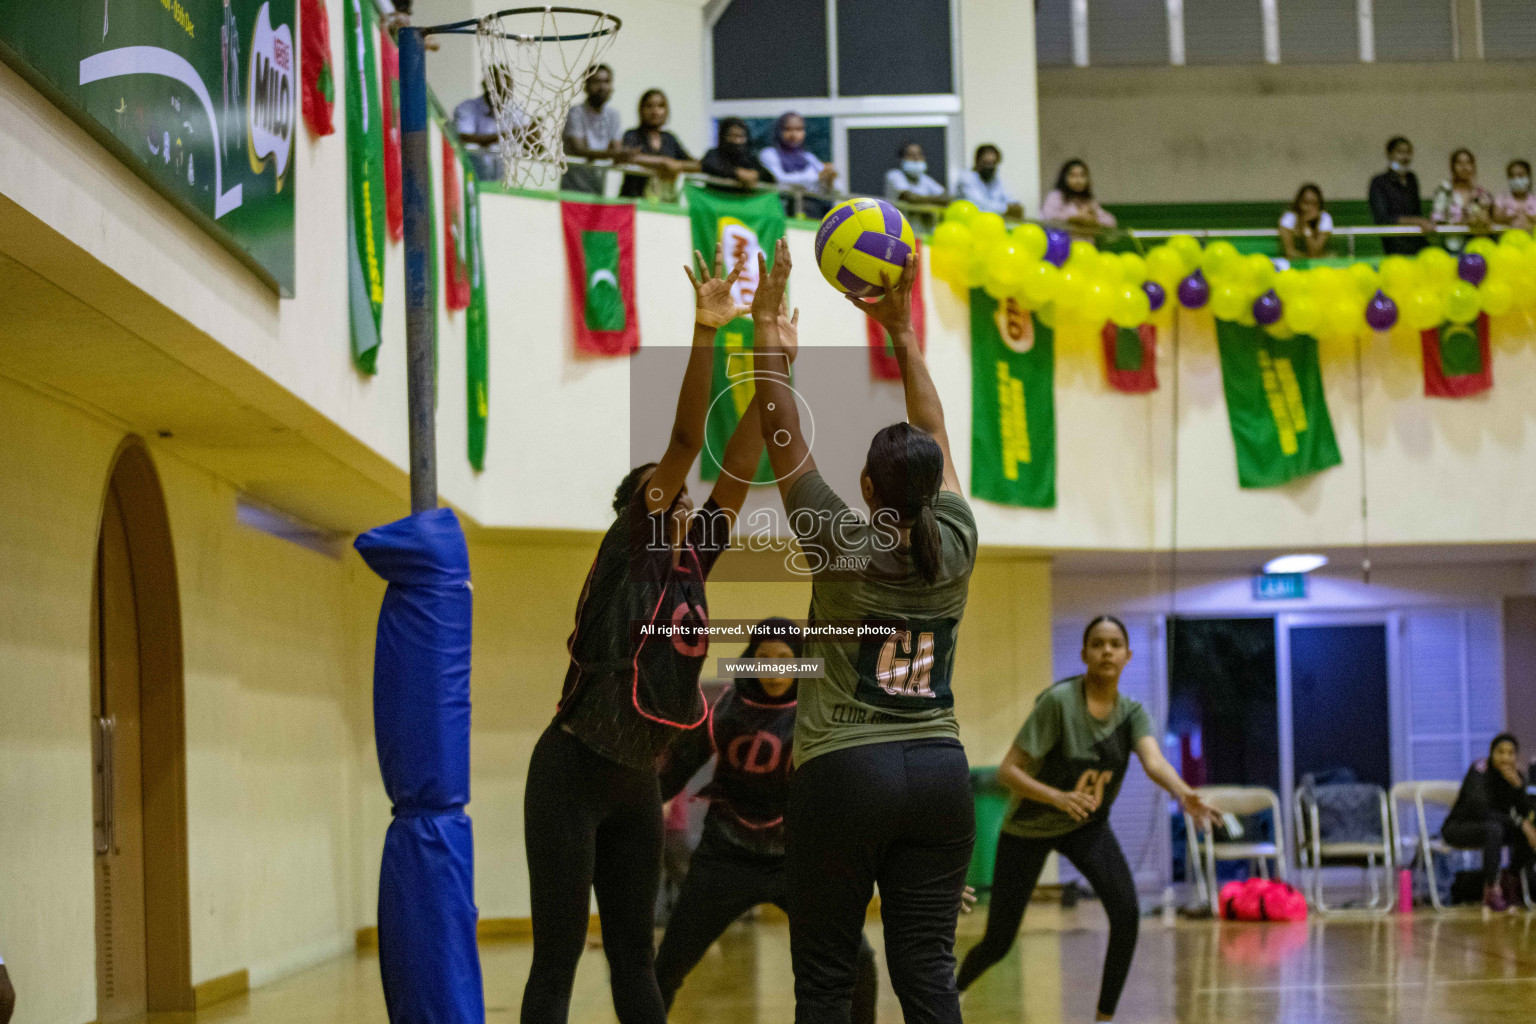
[1263,554,1328,575]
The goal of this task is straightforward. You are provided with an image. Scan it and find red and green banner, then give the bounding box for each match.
[686,185,785,483]
[868,239,926,380]
[1422,315,1491,398]
[379,25,403,243]
[301,0,335,136]
[344,0,385,371]
[1215,322,1342,488]
[561,202,640,356]
[443,135,471,311]
[1101,322,1158,393]
[970,291,1056,508]
[464,167,489,470]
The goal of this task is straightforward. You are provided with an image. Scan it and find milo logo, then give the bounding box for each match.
[246,2,295,189]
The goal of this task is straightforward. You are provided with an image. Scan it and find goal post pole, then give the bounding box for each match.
[399,25,437,515]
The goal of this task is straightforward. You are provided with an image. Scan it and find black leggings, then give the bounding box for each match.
[1443,815,1535,888]
[522,724,666,1024]
[957,820,1140,1019]
[787,738,974,1024]
[655,832,878,1023]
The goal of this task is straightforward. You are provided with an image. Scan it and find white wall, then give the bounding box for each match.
[1037,61,1536,204]
[960,0,1042,213]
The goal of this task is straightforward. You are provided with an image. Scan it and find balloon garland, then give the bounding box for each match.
[925,200,1536,340]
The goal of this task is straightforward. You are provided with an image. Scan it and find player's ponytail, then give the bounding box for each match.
[865,422,945,584]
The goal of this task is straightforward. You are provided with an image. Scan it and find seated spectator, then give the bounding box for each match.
[955,144,1023,219]
[759,112,837,216]
[700,117,775,191]
[1041,159,1115,238]
[0,953,11,1024]
[560,64,626,195]
[619,89,697,202]
[1442,733,1535,912]
[453,65,528,182]
[884,141,948,208]
[1495,159,1536,230]
[1279,184,1333,261]
[1431,148,1495,250]
[1369,136,1432,255]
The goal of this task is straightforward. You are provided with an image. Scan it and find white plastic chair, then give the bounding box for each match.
[1414,781,1462,910]
[1186,785,1288,910]
[1294,783,1394,914]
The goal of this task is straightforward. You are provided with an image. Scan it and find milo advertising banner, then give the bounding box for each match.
[0,1,298,292]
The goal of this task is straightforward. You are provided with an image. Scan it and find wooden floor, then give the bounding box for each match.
[196,905,1536,1023]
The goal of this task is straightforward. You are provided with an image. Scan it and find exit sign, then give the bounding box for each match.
[1253,573,1307,600]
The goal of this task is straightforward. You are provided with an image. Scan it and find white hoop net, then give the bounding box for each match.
[475,8,620,189]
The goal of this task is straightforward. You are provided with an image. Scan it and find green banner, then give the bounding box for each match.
[685,185,786,483]
[344,0,384,372]
[1215,321,1342,488]
[970,291,1056,509]
[0,1,297,292]
[464,160,488,471]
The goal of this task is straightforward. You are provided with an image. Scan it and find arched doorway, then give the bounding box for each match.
[91,440,192,1020]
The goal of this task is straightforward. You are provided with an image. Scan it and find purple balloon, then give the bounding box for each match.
[1365,289,1398,331]
[1252,289,1283,326]
[1142,280,1166,312]
[1044,228,1071,267]
[1457,252,1488,287]
[1177,270,1210,309]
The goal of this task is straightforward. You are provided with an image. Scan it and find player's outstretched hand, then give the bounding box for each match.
[845,251,917,337]
[686,242,750,327]
[961,885,978,915]
[777,299,801,364]
[752,238,793,323]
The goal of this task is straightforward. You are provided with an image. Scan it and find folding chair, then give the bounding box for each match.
[1186,785,1288,910]
[1294,783,1394,914]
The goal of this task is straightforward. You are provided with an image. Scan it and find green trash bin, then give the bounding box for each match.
[967,766,1011,894]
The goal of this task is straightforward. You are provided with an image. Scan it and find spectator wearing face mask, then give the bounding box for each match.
[1369,135,1432,255]
[955,144,1024,219]
[885,141,948,230]
[701,117,775,191]
[1496,159,1536,230]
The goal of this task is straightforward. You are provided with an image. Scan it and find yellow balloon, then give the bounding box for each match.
[1037,302,1057,329]
[1509,269,1536,312]
[1264,321,1295,340]
[1110,283,1151,328]
[1444,281,1480,324]
[969,211,1007,245]
[1348,261,1380,299]
[1168,235,1203,274]
[1379,256,1416,299]
[1273,268,1307,300]
[944,200,979,225]
[983,246,1028,300]
[931,221,972,252]
[1498,229,1533,250]
[1480,278,1514,317]
[1012,222,1049,262]
[1487,246,1523,280]
[1284,294,1321,334]
[1201,240,1241,280]
[1242,253,1276,292]
[1405,289,1445,331]
[1081,280,1113,324]
[1068,240,1099,268]
[1417,246,1456,287]
[1310,265,1347,300]
[1056,266,1090,311]
[1464,236,1499,259]
[1210,283,1248,321]
[1092,251,1124,285]
[1118,252,1148,285]
[1022,260,1061,307]
[1145,246,1185,288]
[1323,296,1362,337]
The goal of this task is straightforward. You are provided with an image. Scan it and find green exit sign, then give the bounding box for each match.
[1253,573,1308,600]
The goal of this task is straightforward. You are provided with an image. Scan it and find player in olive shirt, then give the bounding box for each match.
[957,616,1216,1021]
[520,246,797,1024]
[752,241,978,1024]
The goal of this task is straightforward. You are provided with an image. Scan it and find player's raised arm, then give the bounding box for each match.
[752,239,817,500]
[844,254,960,494]
[646,245,750,515]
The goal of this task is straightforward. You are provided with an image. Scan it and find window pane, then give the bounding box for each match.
[1482,0,1536,61]
[1279,0,1359,63]
[837,0,953,95]
[1183,0,1264,64]
[1088,0,1168,67]
[1037,0,1074,67]
[846,124,947,199]
[712,0,829,100]
[1372,0,1454,62]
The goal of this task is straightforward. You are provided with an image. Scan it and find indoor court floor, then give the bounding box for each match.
[193,903,1536,1024]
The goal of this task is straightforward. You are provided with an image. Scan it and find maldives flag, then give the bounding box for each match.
[1101,322,1158,393]
[562,202,640,356]
[379,26,403,242]
[300,0,335,136]
[1422,315,1491,398]
[867,239,926,380]
[443,136,471,311]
